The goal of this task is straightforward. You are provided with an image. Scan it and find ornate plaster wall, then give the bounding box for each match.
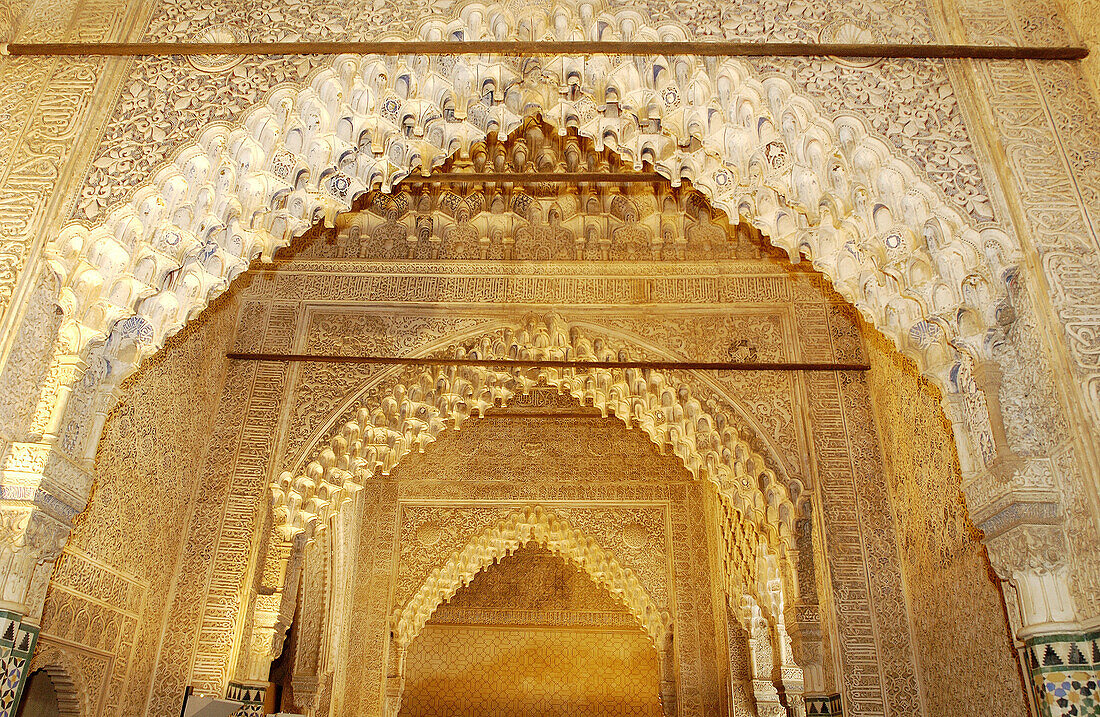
[9,168,1048,717]
[864,324,1027,716]
[1051,0,1100,101]
[402,626,660,717]
[331,412,725,717]
[33,288,240,715]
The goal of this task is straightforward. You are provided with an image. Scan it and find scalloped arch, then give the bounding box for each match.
[394,505,670,647]
[27,645,87,717]
[45,0,1016,384]
[271,314,802,564]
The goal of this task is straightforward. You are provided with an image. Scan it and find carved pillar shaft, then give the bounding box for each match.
[747,628,786,717]
[774,621,805,717]
[657,634,677,717]
[383,636,408,717]
[41,356,87,441]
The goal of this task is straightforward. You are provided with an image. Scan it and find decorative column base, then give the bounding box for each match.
[0,610,39,717]
[226,681,267,716]
[1025,630,1100,717]
[805,694,843,716]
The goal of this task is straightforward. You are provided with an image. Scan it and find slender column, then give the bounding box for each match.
[739,597,786,717]
[383,634,407,717]
[657,631,677,717]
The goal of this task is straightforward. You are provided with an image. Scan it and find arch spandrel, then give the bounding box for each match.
[44,0,1016,390]
[392,505,671,648]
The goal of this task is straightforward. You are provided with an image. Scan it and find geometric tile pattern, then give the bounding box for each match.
[0,610,39,717]
[226,682,266,717]
[806,693,844,716]
[1027,630,1100,717]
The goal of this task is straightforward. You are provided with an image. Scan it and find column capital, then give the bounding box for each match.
[984,522,1080,638]
[0,504,70,621]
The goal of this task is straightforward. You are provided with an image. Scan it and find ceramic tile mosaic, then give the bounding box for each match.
[0,610,38,717]
[1028,631,1100,717]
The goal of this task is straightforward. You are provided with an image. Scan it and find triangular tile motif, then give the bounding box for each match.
[1045,644,1065,667]
[1091,640,1100,666]
[1068,643,1088,665]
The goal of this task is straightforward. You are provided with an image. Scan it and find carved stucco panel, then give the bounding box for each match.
[396,504,672,612]
[33,287,240,716]
[956,0,1100,429]
[73,0,995,226]
[0,0,126,335]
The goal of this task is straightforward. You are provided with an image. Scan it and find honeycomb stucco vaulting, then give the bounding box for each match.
[271,314,803,558]
[46,0,1016,394]
[2,0,1100,711]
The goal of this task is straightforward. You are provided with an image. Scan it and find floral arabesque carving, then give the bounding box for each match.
[45,0,1016,388]
[270,315,801,561]
[392,505,670,648]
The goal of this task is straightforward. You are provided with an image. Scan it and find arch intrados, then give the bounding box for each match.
[45,1,1015,391]
[27,647,86,717]
[284,317,795,489]
[393,505,669,647]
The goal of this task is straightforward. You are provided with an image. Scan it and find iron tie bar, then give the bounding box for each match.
[226,353,870,371]
[2,40,1088,61]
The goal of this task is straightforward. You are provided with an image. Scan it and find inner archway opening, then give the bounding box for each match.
[399,543,662,717]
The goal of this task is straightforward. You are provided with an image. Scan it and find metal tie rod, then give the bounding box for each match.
[2,40,1087,61]
[405,172,663,184]
[227,353,870,371]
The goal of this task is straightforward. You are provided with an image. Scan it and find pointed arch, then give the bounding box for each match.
[393,505,669,647]
[270,313,800,564]
[44,0,1015,387]
[27,644,87,717]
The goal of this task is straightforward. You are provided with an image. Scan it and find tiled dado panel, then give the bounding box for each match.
[0,610,38,717]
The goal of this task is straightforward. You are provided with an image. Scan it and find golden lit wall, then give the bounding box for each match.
[401,626,660,717]
[35,292,240,714]
[338,411,728,717]
[863,324,1028,716]
[400,545,662,716]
